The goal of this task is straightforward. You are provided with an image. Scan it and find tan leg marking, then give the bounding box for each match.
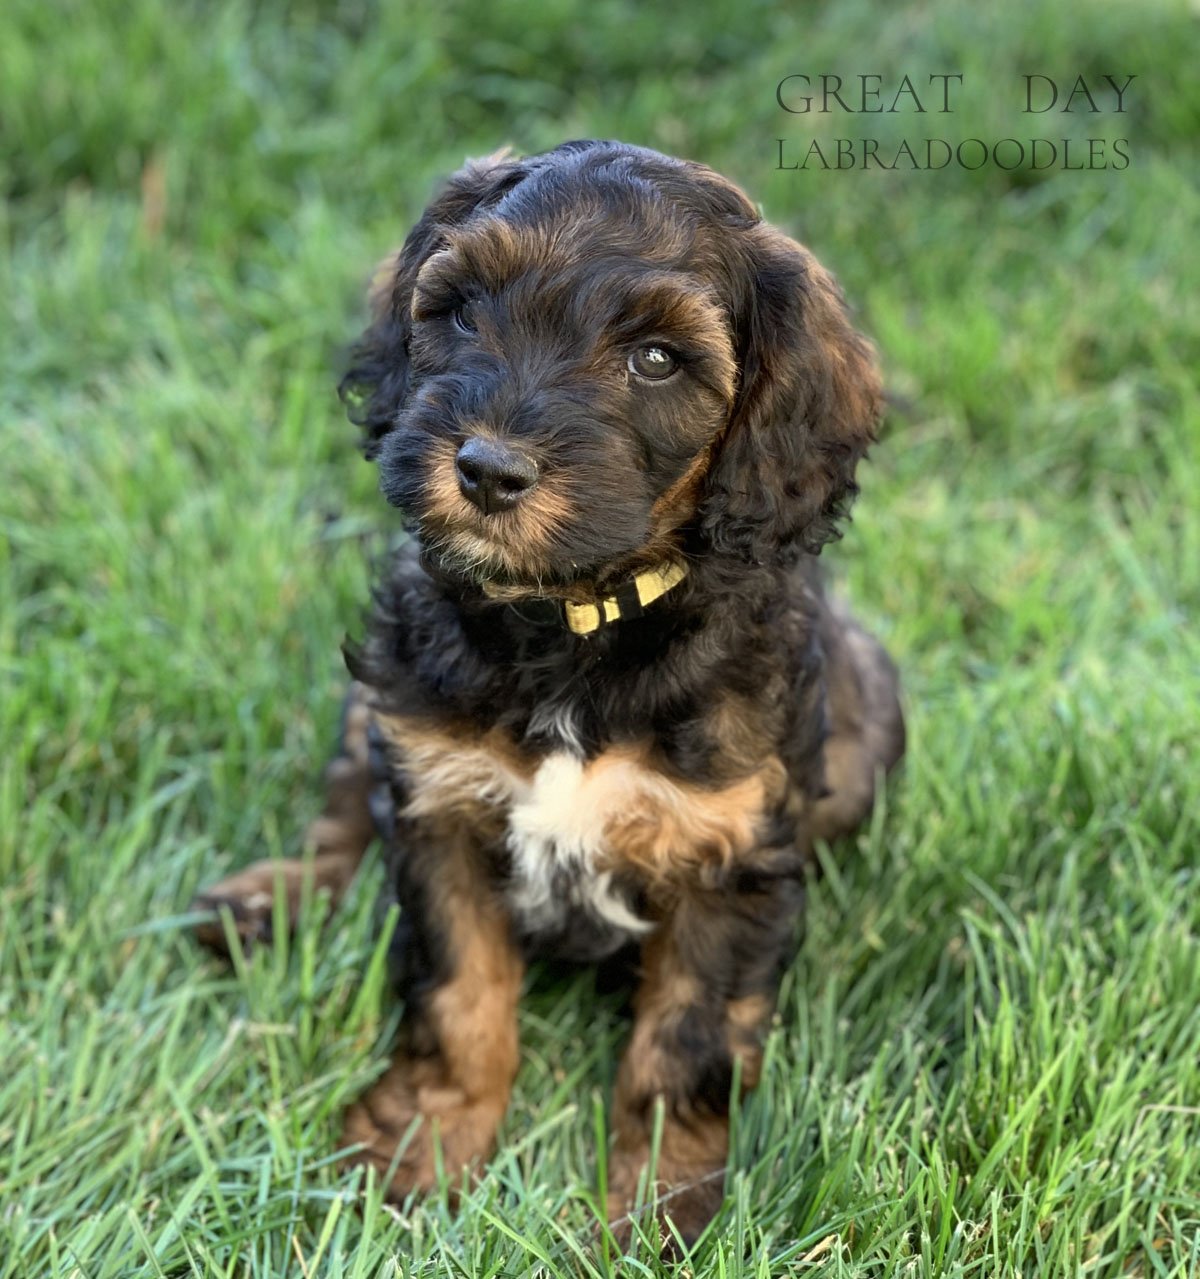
[606,932,769,1250]
[340,843,523,1202]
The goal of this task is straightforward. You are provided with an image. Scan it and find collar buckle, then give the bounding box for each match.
[481,559,688,635]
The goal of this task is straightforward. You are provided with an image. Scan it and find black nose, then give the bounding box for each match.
[455,437,538,514]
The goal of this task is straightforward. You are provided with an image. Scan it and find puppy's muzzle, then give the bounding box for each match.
[455,437,539,515]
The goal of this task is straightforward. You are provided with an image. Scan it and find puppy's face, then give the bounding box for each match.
[383,202,737,583]
[345,143,883,583]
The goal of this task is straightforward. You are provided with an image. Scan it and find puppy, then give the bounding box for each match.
[193,140,904,1245]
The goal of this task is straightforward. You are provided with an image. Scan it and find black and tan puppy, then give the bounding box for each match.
[194,140,904,1244]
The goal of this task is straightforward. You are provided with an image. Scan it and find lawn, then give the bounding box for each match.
[2,0,1198,1274]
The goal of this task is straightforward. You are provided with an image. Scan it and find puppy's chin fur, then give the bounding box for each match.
[420,527,535,586]
[414,523,579,592]
[416,533,663,605]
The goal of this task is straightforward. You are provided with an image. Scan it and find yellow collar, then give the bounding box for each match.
[482,559,688,635]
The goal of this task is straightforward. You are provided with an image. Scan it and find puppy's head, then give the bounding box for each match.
[342,141,881,586]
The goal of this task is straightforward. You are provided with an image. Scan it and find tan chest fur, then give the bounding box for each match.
[374,713,784,937]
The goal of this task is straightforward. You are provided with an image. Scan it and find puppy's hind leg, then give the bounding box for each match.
[192,682,380,953]
[810,608,905,845]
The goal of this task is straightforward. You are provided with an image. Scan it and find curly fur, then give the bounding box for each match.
[195,139,904,1249]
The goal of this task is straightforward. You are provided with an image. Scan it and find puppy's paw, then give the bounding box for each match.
[340,1057,504,1203]
[190,859,311,954]
[606,1153,725,1256]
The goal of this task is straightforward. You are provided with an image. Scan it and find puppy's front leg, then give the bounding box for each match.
[606,879,801,1248]
[341,825,523,1203]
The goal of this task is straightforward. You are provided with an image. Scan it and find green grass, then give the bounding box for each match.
[2,0,1199,1273]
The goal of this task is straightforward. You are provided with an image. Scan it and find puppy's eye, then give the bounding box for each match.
[452,302,478,334]
[628,346,678,381]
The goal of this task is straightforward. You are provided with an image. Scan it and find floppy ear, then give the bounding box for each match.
[339,151,526,458]
[698,228,883,564]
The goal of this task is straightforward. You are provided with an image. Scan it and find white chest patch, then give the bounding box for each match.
[381,708,769,947]
[505,751,654,939]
